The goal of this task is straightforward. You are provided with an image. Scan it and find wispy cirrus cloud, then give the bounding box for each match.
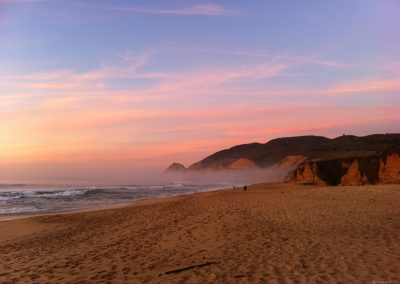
[2,48,399,171]
[0,54,286,104]
[74,2,234,17]
[0,0,45,3]
[166,46,345,68]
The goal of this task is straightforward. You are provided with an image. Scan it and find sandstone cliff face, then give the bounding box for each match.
[188,158,259,171]
[226,158,258,170]
[288,156,381,186]
[340,160,363,186]
[271,155,306,170]
[292,161,326,185]
[379,153,400,184]
[287,150,399,186]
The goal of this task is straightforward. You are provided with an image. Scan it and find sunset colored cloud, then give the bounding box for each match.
[74,2,233,17]
[0,0,399,183]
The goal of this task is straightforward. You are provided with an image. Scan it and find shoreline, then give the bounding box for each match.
[0,201,135,222]
[0,185,236,243]
[0,184,234,222]
[1,183,399,283]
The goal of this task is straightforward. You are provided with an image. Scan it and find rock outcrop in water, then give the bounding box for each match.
[165,162,187,172]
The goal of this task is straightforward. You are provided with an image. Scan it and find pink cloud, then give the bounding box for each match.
[8,50,398,111]
[2,100,397,167]
[0,0,45,3]
[0,59,287,107]
[76,3,233,17]
[173,46,345,68]
[2,50,399,174]
[326,78,400,95]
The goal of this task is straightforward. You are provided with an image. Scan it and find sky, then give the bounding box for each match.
[0,0,399,184]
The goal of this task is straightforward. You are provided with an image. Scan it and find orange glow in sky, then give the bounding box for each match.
[0,0,399,183]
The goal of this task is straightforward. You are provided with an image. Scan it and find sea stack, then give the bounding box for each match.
[164,162,187,173]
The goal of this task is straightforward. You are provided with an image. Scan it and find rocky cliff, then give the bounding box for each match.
[287,146,399,186]
[225,158,258,170]
[166,134,400,185]
[164,162,187,172]
[340,160,364,186]
[291,161,326,185]
[379,147,400,184]
[270,155,306,170]
[187,134,400,171]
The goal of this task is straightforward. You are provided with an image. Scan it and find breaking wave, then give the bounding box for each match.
[0,183,231,217]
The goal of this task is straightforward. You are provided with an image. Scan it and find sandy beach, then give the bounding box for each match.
[0,183,399,283]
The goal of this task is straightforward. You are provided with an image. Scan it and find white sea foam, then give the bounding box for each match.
[0,194,25,202]
[26,189,88,198]
[0,183,228,216]
[0,206,41,214]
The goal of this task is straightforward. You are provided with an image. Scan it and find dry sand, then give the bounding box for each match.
[0,183,399,283]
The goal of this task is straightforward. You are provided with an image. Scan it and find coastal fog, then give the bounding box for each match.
[160,168,292,186]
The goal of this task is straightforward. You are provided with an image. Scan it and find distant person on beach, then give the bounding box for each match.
[243,186,247,191]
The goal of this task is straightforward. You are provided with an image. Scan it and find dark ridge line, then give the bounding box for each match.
[164,261,217,274]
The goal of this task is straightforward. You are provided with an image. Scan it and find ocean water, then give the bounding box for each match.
[0,183,231,217]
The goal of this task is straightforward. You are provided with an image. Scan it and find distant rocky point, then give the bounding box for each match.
[164,162,187,172]
[166,134,400,185]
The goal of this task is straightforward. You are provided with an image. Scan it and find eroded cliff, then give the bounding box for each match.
[292,161,327,185]
[287,147,399,186]
[340,160,364,186]
[379,152,400,184]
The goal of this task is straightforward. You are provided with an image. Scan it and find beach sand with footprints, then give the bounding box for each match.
[1,183,399,283]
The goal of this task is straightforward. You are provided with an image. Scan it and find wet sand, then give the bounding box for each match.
[0,183,399,283]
